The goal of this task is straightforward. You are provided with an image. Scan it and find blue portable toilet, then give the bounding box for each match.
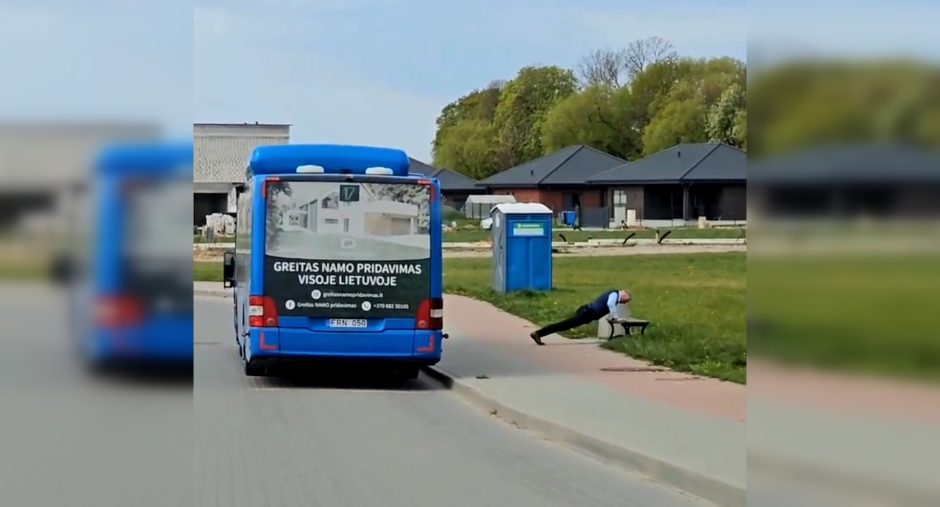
[491,203,553,293]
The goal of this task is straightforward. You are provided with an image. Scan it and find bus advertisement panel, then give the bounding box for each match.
[263,180,431,320]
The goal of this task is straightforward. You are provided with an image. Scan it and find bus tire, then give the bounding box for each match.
[244,359,265,377]
[396,365,420,380]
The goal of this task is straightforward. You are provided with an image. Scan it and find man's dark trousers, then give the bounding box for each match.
[533,305,605,338]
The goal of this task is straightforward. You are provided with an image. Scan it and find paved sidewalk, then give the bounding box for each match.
[194,281,229,298]
[433,295,746,507]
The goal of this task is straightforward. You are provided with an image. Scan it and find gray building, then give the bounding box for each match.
[477,145,627,228]
[588,143,747,227]
[194,122,290,225]
[0,122,160,230]
[749,145,940,219]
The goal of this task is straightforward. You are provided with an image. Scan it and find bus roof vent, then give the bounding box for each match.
[297,164,325,174]
[364,166,394,175]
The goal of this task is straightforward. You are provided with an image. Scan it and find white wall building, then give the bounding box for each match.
[194,122,290,225]
[287,186,419,237]
[0,122,160,231]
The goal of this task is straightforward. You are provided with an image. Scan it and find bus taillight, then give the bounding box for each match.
[416,298,443,330]
[248,296,279,327]
[95,295,143,328]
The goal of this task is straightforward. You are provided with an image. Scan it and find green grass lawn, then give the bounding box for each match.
[444,253,746,383]
[194,261,223,282]
[443,227,743,243]
[0,261,47,281]
[192,254,746,382]
[749,254,940,382]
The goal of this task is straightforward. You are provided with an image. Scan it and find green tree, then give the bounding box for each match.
[629,59,695,127]
[494,66,578,167]
[541,84,641,159]
[707,82,746,148]
[433,120,500,180]
[432,82,503,176]
[733,109,747,150]
[637,56,746,154]
[748,61,940,156]
[642,96,708,154]
[432,83,502,151]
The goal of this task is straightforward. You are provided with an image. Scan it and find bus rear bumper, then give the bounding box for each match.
[247,328,443,364]
[89,318,194,364]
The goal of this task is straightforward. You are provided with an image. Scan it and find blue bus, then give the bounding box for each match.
[223,144,445,378]
[57,143,194,369]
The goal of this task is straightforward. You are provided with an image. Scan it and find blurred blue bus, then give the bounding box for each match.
[56,143,193,369]
[223,144,445,378]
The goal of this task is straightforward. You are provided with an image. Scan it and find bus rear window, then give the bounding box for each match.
[125,178,192,260]
[264,181,430,260]
[121,178,192,316]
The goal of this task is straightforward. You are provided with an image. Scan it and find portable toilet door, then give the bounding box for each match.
[492,209,507,292]
[491,203,553,293]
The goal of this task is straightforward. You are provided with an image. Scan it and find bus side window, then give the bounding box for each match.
[233,182,248,287]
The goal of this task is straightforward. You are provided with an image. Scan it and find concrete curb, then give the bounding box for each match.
[194,288,230,298]
[422,365,745,507]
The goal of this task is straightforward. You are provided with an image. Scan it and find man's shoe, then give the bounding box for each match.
[529,332,544,346]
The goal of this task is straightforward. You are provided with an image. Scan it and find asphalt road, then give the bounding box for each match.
[0,284,709,507]
[0,283,192,507]
[194,296,708,507]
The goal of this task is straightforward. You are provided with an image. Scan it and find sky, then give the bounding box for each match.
[748,0,940,71]
[0,1,192,137]
[6,1,937,162]
[194,0,747,161]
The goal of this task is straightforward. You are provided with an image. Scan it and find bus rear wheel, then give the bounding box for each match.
[395,365,420,380]
[244,359,265,377]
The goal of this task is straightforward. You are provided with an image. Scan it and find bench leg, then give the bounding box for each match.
[607,324,614,340]
[622,324,631,337]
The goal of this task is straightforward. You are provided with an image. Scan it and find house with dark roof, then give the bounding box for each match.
[588,143,746,227]
[477,145,627,227]
[408,158,484,211]
[749,145,940,218]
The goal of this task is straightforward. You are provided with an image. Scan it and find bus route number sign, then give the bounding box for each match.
[339,185,360,202]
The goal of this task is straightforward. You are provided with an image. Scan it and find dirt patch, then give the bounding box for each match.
[194,244,746,262]
[444,244,746,258]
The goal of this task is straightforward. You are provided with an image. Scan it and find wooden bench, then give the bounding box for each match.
[606,318,650,340]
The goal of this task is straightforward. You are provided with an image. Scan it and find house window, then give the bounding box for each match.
[614,190,627,207]
[343,218,350,233]
[325,218,339,225]
[610,189,628,221]
[563,192,581,210]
